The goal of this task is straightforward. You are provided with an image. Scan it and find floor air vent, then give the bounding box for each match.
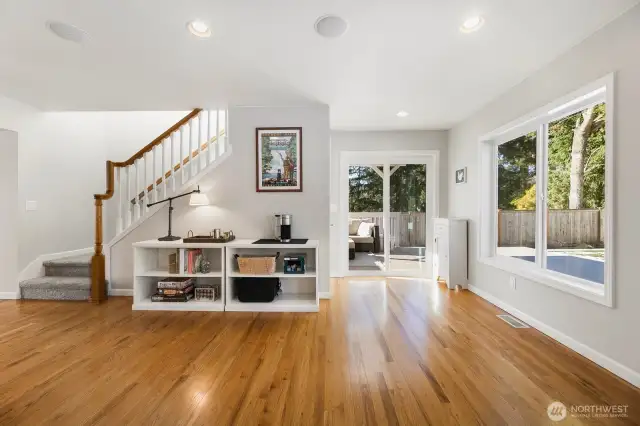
[497,314,530,328]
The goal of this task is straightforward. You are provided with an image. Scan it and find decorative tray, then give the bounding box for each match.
[183,235,236,244]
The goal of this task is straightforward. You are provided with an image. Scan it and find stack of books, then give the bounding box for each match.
[184,249,205,274]
[151,277,195,302]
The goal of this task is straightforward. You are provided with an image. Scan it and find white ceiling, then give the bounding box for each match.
[0,0,637,130]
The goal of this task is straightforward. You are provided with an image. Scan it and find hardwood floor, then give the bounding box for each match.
[0,278,638,425]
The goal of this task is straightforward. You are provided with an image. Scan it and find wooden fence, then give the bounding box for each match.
[498,209,604,248]
[349,212,427,248]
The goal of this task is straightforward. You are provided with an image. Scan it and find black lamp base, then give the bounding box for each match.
[158,235,181,241]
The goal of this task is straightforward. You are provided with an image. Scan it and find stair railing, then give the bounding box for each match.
[91,108,228,303]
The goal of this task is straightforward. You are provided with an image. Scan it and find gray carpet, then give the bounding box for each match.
[20,255,92,301]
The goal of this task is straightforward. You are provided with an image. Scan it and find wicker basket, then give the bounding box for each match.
[236,254,279,275]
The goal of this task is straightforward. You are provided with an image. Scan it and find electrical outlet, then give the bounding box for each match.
[509,276,517,290]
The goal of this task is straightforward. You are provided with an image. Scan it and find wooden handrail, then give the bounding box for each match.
[132,130,226,202]
[90,108,203,304]
[122,109,202,167]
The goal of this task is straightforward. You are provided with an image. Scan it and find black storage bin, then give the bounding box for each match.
[235,278,281,303]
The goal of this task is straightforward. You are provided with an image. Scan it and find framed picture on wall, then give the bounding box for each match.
[256,127,302,192]
[455,167,467,184]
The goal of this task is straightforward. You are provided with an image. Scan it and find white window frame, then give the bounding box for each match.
[478,74,614,307]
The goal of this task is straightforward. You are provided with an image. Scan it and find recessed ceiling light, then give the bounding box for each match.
[397,111,409,118]
[46,21,88,44]
[314,15,349,38]
[187,20,211,38]
[460,16,485,33]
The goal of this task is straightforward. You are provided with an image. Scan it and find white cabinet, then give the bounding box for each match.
[433,218,468,290]
[132,240,226,311]
[131,239,319,312]
[225,240,319,312]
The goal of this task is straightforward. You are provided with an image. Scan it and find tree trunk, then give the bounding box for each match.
[569,107,596,209]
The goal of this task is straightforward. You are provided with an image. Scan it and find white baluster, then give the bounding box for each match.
[143,153,149,214]
[180,126,187,185]
[134,160,140,221]
[216,110,221,158]
[189,119,196,178]
[219,109,227,155]
[125,166,131,227]
[162,138,167,199]
[225,108,229,151]
[209,111,218,163]
[207,110,215,164]
[151,146,157,204]
[198,110,206,170]
[116,167,123,233]
[171,132,177,192]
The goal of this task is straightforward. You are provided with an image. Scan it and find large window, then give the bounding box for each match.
[497,132,537,263]
[480,76,613,306]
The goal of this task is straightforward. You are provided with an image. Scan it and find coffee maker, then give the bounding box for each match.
[274,214,292,242]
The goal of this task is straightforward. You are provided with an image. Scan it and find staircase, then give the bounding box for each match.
[20,255,93,300]
[23,108,230,302]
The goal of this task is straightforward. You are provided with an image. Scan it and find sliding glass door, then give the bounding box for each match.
[348,165,386,272]
[341,151,437,278]
[388,164,428,274]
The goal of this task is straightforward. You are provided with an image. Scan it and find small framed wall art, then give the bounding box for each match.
[455,167,467,184]
[256,127,302,192]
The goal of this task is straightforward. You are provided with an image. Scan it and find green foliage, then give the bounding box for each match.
[498,103,605,210]
[349,166,382,212]
[348,165,426,212]
[512,184,536,210]
[547,104,605,209]
[497,132,537,210]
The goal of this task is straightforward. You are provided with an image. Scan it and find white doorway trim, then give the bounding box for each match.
[339,150,440,277]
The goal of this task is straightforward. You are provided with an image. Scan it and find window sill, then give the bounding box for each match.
[478,256,612,307]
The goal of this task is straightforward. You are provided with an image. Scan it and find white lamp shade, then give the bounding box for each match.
[189,192,210,206]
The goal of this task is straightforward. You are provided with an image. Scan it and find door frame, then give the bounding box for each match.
[339,150,440,277]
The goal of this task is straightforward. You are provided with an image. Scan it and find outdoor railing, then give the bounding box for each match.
[349,212,426,247]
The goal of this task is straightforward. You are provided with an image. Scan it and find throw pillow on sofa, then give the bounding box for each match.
[357,222,375,237]
[349,219,362,235]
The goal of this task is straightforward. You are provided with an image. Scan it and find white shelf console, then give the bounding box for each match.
[131,239,319,312]
[132,240,226,311]
[225,239,319,312]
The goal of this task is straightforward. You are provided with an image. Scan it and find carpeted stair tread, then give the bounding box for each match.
[43,255,92,268]
[43,255,91,278]
[20,276,91,290]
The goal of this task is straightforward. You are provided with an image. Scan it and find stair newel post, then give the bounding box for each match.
[91,197,106,304]
[91,160,114,304]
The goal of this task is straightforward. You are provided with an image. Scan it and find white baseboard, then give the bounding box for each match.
[319,292,332,300]
[468,285,640,389]
[19,247,93,283]
[109,289,133,297]
[0,292,20,300]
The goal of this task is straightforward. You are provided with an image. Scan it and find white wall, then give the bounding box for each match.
[0,96,188,269]
[109,105,331,293]
[329,130,448,276]
[0,130,19,298]
[448,6,640,378]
